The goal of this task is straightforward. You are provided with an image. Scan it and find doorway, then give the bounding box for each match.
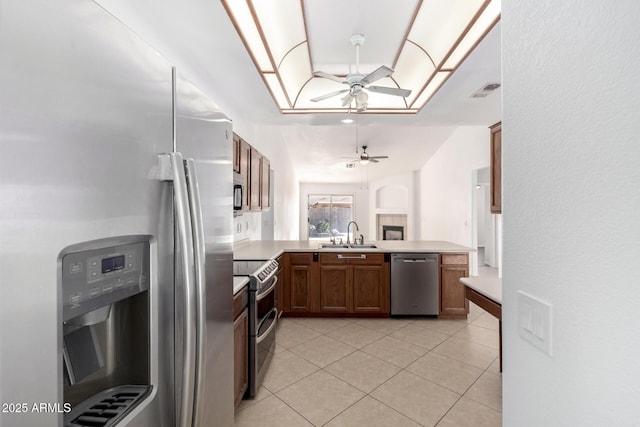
[472,167,497,275]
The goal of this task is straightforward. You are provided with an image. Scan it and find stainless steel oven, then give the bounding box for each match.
[233,259,278,397]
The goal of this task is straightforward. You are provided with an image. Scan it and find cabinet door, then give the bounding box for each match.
[233,307,248,406]
[290,264,313,312]
[490,122,502,214]
[352,265,386,313]
[232,133,241,173]
[250,148,262,211]
[261,158,270,210]
[319,265,350,313]
[440,265,469,319]
[239,139,251,210]
[275,256,284,317]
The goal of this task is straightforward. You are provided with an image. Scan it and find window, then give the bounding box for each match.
[307,194,353,241]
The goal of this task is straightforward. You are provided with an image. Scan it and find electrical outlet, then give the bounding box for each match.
[517,291,553,356]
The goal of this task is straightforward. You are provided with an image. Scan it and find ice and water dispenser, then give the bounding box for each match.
[60,236,152,426]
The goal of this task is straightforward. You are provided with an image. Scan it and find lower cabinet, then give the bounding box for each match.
[439,253,469,319]
[280,250,468,319]
[282,251,389,316]
[353,264,388,313]
[318,252,389,315]
[319,265,350,313]
[233,287,248,407]
[284,252,319,313]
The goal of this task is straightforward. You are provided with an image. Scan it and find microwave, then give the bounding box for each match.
[233,172,243,211]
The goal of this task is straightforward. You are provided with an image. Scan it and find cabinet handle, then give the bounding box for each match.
[337,254,366,259]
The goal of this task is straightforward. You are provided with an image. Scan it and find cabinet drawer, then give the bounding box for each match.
[441,253,468,265]
[233,287,248,319]
[289,253,314,265]
[319,252,384,265]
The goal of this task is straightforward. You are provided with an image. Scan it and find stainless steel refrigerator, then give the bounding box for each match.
[0,1,234,426]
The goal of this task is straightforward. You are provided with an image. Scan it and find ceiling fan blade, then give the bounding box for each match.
[310,89,349,102]
[369,159,380,163]
[341,93,354,107]
[361,65,393,85]
[367,86,412,97]
[313,71,347,84]
[368,155,389,159]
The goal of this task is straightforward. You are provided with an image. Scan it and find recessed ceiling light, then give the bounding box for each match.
[341,118,354,124]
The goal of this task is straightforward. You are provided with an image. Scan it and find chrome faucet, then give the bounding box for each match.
[346,221,359,245]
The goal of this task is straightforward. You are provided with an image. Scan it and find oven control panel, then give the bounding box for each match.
[60,236,150,322]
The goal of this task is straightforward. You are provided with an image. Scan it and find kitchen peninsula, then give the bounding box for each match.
[233,240,474,319]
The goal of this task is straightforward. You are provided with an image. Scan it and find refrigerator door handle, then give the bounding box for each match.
[165,152,197,427]
[184,158,207,420]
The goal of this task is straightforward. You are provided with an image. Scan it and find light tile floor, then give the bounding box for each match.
[235,302,502,427]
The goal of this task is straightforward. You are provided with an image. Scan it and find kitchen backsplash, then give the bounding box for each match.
[233,211,262,242]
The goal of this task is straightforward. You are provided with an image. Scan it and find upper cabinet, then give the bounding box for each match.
[250,148,262,211]
[233,132,270,212]
[261,157,270,210]
[490,122,502,214]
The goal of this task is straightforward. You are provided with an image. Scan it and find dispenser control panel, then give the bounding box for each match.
[61,236,151,322]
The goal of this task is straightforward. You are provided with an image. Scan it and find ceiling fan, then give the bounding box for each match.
[344,145,389,165]
[311,34,411,111]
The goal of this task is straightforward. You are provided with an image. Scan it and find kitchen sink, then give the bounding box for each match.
[318,244,378,249]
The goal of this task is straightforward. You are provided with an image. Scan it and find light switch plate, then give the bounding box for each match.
[517,291,553,356]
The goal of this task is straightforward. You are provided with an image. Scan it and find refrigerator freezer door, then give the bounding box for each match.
[0,1,174,426]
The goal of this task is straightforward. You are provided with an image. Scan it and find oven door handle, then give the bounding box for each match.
[256,308,278,344]
[256,275,278,302]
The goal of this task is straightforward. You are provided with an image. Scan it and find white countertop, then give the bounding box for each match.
[460,267,502,304]
[233,276,249,296]
[232,240,474,261]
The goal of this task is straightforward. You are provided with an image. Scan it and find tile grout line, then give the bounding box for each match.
[244,316,501,426]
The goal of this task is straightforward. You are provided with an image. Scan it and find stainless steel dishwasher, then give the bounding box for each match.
[391,253,439,316]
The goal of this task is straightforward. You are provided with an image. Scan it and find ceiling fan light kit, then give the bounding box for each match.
[311,34,410,112]
[343,145,389,166]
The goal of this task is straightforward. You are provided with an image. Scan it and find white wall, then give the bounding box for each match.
[253,127,300,240]
[418,126,491,246]
[502,1,640,425]
[299,183,369,240]
[368,172,417,240]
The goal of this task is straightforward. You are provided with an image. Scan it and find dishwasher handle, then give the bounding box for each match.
[392,254,438,263]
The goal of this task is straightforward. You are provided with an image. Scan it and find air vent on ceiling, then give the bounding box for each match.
[471,82,501,98]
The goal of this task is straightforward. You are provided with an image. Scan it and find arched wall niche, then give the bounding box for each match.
[376,184,409,210]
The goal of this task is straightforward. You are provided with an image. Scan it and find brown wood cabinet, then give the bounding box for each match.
[319,264,351,313]
[261,157,270,210]
[232,133,241,173]
[250,148,262,211]
[490,122,502,214]
[353,264,388,313]
[439,253,469,319]
[233,134,251,211]
[233,133,269,212]
[233,286,248,406]
[317,252,389,315]
[284,253,318,313]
